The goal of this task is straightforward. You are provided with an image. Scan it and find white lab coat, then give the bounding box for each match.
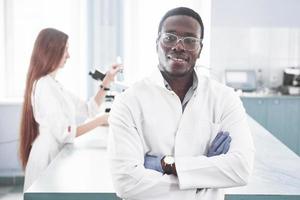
[108,69,255,200]
[24,75,100,191]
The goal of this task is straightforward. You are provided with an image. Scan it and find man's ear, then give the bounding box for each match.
[197,42,203,58]
[156,38,159,52]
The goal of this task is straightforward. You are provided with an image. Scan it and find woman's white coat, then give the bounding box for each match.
[24,75,100,191]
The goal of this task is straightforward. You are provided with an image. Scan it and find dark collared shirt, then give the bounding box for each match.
[163,71,198,112]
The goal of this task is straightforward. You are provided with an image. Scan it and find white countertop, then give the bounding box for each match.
[24,117,300,200]
[226,117,300,196]
[26,126,114,193]
[240,92,300,98]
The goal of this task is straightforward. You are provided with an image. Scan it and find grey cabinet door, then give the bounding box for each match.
[281,99,300,155]
[266,98,300,155]
[241,98,268,127]
[265,98,286,142]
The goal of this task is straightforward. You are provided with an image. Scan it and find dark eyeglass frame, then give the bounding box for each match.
[158,32,202,51]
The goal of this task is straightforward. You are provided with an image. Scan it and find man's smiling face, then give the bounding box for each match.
[157,15,202,78]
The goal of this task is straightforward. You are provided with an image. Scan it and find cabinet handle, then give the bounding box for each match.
[274,100,280,105]
[258,100,263,104]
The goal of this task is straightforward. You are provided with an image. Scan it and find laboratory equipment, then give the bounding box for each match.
[225,70,257,92]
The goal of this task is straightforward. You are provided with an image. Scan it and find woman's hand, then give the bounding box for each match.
[76,113,109,137]
[94,64,122,107]
[102,64,123,87]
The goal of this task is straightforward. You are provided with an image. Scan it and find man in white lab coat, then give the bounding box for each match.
[108,7,255,200]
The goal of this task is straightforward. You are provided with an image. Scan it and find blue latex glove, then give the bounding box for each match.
[207,131,231,157]
[144,132,231,172]
[144,154,164,173]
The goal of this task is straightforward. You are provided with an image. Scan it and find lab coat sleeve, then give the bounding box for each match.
[108,95,195,200]
[33,79,76,144]
[66,91,101,118]
[176,89,255,189]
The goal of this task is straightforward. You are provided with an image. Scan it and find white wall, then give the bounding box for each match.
[87,0,122,96]
[210,0,300,88]
[1,0,88,100]
[0,1,4,99]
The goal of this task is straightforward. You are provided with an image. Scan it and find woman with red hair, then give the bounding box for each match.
[19,28,121,191]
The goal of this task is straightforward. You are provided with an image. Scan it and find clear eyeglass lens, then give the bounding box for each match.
[160,33,200,51]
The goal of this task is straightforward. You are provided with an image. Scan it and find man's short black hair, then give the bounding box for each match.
[158,7,204,39]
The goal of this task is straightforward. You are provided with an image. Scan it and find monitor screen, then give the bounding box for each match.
[225,70,256,92]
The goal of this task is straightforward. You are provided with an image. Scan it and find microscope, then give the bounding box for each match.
[89,60,128,112]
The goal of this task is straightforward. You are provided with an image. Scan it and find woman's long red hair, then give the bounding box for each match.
[19,28,68,169]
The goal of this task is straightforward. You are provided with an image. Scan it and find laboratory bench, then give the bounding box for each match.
[24,117,300,200]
